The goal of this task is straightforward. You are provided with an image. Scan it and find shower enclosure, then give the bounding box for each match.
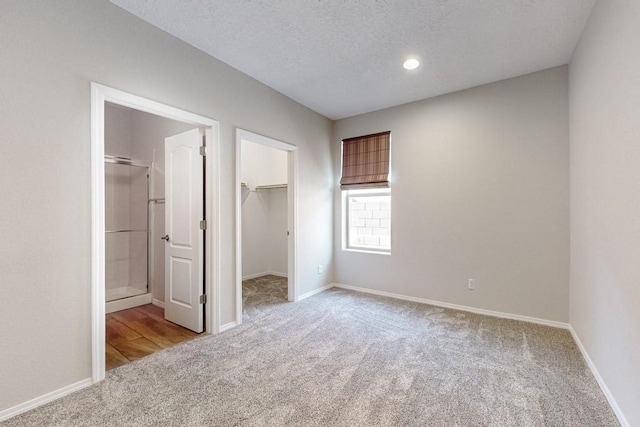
[104,155,152,313]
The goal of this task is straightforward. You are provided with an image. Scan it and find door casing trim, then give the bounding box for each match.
[234,129,299,326]
[91,83,220,382]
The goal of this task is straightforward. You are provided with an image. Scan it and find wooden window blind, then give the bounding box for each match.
[340,131,390,189]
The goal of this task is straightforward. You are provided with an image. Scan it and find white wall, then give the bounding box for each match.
[0,0,333,414]
[105,103,133,157]
[569,0,640,424]
[241,192,270,277]
[333,66,569,323]
[266,189,289,275]
[241,140,288,278]
[241,140,288,187]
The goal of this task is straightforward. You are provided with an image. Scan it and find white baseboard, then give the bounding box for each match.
[242,272,269,280]
[105,293,152,314]
[298,284,334,301]
[268,271,288,278]
[151,298,165,309]
[332,283,569,329]
[242,271,288,281]
[0,378,92,422]
[219,321,237,332]
[569,327,629,427]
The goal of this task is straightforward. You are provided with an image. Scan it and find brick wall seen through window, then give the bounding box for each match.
[347,191,391,252]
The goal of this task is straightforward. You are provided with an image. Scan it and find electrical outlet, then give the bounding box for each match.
[317,265,323,275]
[468,279,475,290]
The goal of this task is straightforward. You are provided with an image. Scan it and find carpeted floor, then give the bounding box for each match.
[241,274,289,320]
[3,276,619,426]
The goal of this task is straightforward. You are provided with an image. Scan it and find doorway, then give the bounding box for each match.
[91,84,220,382]
[235,129,298,326]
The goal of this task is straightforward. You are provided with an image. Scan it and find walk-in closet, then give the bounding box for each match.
[240,138,289,315]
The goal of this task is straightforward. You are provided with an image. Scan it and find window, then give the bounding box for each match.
[346,190,391,252]
[341,131,391,253]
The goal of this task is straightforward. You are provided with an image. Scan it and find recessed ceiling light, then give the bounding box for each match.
[403,58,420,70]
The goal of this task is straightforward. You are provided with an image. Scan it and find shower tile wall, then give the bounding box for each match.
[105,163,131,291]
[105,104,134,296]
[105,104,148,297]
[128,166,148,289]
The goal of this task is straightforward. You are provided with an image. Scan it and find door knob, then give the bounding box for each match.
[161,235,170,241]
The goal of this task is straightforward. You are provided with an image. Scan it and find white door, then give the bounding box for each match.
[164,128,204,333]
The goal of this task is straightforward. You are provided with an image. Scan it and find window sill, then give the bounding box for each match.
[342,248,391,256]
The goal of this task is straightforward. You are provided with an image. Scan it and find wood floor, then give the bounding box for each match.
[106,304,201,370]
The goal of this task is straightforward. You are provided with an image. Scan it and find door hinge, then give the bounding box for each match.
[199,220,207,230]
[199,294,207,304]
[199,146,207,156]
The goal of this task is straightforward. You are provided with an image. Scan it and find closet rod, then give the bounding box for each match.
[105,229,149,233]
[148,198,165,203]
[255,184,288,190]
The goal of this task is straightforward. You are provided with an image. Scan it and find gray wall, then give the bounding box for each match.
[0,0,333,412]
[333,66,570,323]
[569,0,640,424]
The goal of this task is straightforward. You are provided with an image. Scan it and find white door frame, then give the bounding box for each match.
[235,129,299,326]
[91,83,221,383]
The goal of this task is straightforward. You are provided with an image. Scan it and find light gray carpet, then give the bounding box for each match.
[241,274,289,321]
[3,277,619,426]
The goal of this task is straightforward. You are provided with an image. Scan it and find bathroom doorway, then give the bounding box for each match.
[91,84,220,381]
[102,103,207,370]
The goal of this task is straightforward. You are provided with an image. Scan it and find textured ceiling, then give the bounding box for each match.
[110,0,595,120]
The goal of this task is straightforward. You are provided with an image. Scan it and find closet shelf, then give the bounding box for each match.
[255,184,287,190]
